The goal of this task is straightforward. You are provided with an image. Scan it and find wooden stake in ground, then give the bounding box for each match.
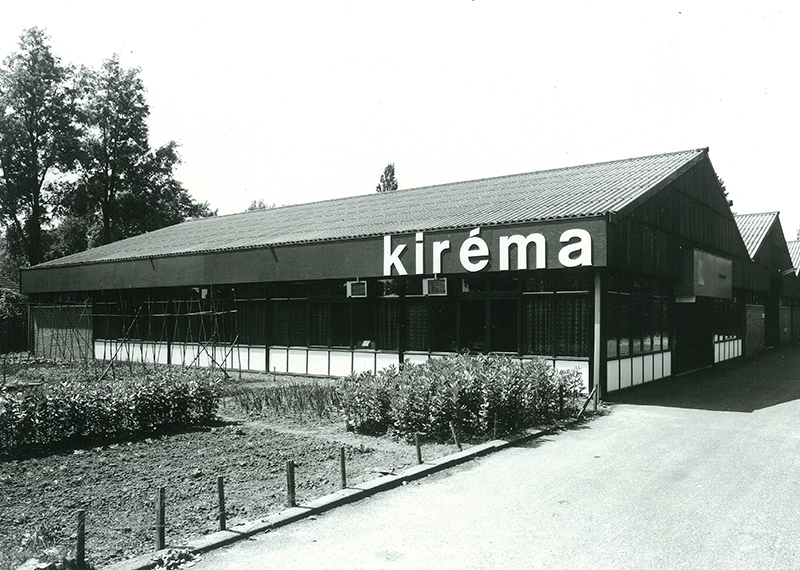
[217,476,226,531]
[155,487,166,550]
[449,421,462,452]
[76,509,86,570]
[286,461,297,507]
[415,433,423,464]
[339,447,347,489]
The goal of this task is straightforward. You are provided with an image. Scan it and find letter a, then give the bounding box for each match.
[558,229,592,267]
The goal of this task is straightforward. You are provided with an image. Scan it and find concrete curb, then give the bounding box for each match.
[103,427,550,570]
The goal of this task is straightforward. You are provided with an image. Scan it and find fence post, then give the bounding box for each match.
[449,421,462,452]
[217,476,226,531]
[559,385,564,419]
[155,486,166,550]
[339,447,347,489]
[414,433,422,464]
[286,461,296,507]
[76,509,86,570]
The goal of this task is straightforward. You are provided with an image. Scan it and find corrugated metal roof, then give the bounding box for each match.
[35,148,707,268]
[734,212,779,260]
[787,241,800,275]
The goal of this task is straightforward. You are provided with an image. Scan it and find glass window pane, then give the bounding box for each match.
[460,299,487,352]
[490,298,518,353]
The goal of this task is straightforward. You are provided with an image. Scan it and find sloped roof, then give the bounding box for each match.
[734,212,779,260]
[35,148,708,269]
[787,241,800,275]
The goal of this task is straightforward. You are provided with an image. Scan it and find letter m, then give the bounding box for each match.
[499,234,546,270]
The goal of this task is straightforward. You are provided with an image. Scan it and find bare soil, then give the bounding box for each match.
[0,400,460,570]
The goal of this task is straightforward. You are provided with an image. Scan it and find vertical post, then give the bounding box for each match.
[76,509,86,570]
[155,487,166,550]
[414,433,422,464]
[493,412,498,440]
[217,476,226,531]
[286,460,296,507]
[339,447,347,489]
[559,385,564,419]
[593,271,602,412]
[449,421,462,452]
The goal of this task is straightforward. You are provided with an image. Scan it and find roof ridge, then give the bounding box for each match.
[27,147,711,270]
[734,211,780,218]
[206,147,709,221]
[368,147,708,196]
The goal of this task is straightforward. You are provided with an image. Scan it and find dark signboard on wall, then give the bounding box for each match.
[676,248,733,302]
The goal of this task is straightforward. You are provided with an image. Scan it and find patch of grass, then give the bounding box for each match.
[226,380,342,420]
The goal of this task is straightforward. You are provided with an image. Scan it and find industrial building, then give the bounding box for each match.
[20,148,799,396]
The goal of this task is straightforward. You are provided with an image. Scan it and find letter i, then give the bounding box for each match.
[416,232,424,275]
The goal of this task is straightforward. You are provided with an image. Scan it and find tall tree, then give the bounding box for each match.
[58,55,214,252]
[70,54,150,245]
[117,141,215,237]
[0,28,80,266]
[376,163,398,193]
[245,199,276,212]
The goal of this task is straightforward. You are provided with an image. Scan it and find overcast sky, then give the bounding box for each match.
[3,1,799,240]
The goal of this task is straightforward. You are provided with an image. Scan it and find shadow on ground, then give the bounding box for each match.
[605,344,800,413]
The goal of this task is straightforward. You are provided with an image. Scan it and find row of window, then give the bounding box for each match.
[91,276,594,358]
[87,273,744,360]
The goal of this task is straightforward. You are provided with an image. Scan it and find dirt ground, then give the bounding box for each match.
[0,399,460,570]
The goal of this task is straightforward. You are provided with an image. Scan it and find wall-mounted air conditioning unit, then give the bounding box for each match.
[346,280,367,298]
[423,277,447,296]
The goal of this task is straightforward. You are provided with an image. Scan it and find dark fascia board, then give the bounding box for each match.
[21,216,609,295]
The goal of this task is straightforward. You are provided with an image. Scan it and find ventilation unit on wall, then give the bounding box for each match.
[346,280,367,298]
[423,277,448,296]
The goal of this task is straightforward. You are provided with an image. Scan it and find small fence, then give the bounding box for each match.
[68,436,451,568]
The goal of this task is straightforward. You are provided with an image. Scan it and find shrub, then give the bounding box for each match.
[0,368,221,456]
[336,355,586,442]
[338,368,396,435]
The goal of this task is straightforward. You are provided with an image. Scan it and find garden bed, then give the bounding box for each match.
[1,410,458,570]
[1,354,586,569]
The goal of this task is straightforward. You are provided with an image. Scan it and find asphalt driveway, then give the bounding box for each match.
[194,347,800,570]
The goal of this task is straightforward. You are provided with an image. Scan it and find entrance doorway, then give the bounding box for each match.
[673,297,714,375]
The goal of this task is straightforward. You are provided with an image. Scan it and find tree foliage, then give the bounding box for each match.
[55,54,214,252]
[0,28,214,271]
[375,163,398,193]
[68,54,150,245]
[246,199,276,212]
[0,28,80,266]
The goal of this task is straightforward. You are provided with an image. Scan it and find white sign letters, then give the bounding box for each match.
[383,227,593,276]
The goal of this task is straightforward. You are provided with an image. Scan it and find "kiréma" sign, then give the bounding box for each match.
[383,226,594,276]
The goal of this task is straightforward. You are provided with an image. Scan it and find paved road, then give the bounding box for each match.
[195,348,800,570]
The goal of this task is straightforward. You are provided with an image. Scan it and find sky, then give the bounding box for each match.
[2,1,800,240]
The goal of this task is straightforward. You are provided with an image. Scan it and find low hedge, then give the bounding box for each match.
[0,369,221,455]
[338,354,585,442]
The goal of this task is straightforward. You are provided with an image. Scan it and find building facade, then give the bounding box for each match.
[20,148,799,396]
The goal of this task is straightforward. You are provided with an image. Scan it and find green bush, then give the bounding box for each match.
[0,369,221,455]
[337,369,395,435]
[337,355,585,442]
